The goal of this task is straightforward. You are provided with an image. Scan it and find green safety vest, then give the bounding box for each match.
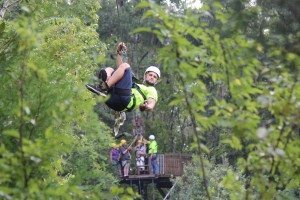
[126,83,158,112]
[148,140,158,154]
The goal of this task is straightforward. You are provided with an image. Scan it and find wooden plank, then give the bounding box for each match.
[161,153,192,176]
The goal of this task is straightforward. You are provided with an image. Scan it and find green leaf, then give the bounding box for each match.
[222,136,242,150]
[0,20,5,37]
[126,187,134,195]
[3,129,19,138]
[200,143,210,154]
[133,27,152,34]
[136,1,150,9]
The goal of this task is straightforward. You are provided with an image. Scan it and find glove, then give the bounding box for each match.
[117,42,127,55]
[139,103,147,112]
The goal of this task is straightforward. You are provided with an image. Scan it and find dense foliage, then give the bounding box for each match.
[135,0,299,199]
[0,0,121,199]
[1,0,299,199]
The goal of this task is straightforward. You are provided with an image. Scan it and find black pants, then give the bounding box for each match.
[105,68,132,111]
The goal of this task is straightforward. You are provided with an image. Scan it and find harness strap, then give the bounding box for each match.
[126,94,136,112]
[134,83,147,101]
[126,83,147,112]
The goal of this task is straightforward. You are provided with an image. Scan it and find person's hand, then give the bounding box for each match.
[139,104,146,112]
[143,138,148,143]
[117,42,127,55]
[139,101,148,112]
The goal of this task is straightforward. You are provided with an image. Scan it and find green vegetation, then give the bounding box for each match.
[1,0,299,199]
[0,0,116,199]
[135,0,299,199]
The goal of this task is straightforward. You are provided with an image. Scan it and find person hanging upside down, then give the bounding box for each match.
[86,42,161,136]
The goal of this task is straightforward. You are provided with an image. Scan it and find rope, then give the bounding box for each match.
[115,0,122,38]
[128,135,138,148]
[163,179,179,200]
[128,134,145,149]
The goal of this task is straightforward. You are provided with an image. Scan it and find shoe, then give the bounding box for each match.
[119,112,126,126]
[113,112,126,136]
[97,69,107,82]
[86,84,107,96]
[113,126,120,136]
[114,132,125,139]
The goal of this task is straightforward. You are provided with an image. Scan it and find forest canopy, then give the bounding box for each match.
[0,0,299,199]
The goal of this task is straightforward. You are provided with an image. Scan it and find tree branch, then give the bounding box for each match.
[269,79,296,175]
[175,45,211,199]
[28,84,43,140]
[18,63,29,189]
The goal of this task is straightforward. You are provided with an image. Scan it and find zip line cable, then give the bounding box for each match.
[163,178,179,200]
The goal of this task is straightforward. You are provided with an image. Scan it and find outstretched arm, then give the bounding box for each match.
[139,98,156,111]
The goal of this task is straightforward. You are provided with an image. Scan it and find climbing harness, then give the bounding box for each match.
[126,83,147,112]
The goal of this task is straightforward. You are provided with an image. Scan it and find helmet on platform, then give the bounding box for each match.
[120,139,126,144]
[144,66,161,79]
[149,135,155,140]
[111,143,118,148]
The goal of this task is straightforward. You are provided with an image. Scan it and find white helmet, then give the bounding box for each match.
[149,135,155,140]
[144,66,161,79]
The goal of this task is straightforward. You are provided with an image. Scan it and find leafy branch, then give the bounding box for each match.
[18,62,29,190]
[175,49,211,199]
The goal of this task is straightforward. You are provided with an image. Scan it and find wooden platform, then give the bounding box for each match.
[117,154,192,199]
[120,174,173,188]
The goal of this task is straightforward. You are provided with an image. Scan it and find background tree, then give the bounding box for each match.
[1,0,299,199]
[136,0,300,199]
[0,0,124,199]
